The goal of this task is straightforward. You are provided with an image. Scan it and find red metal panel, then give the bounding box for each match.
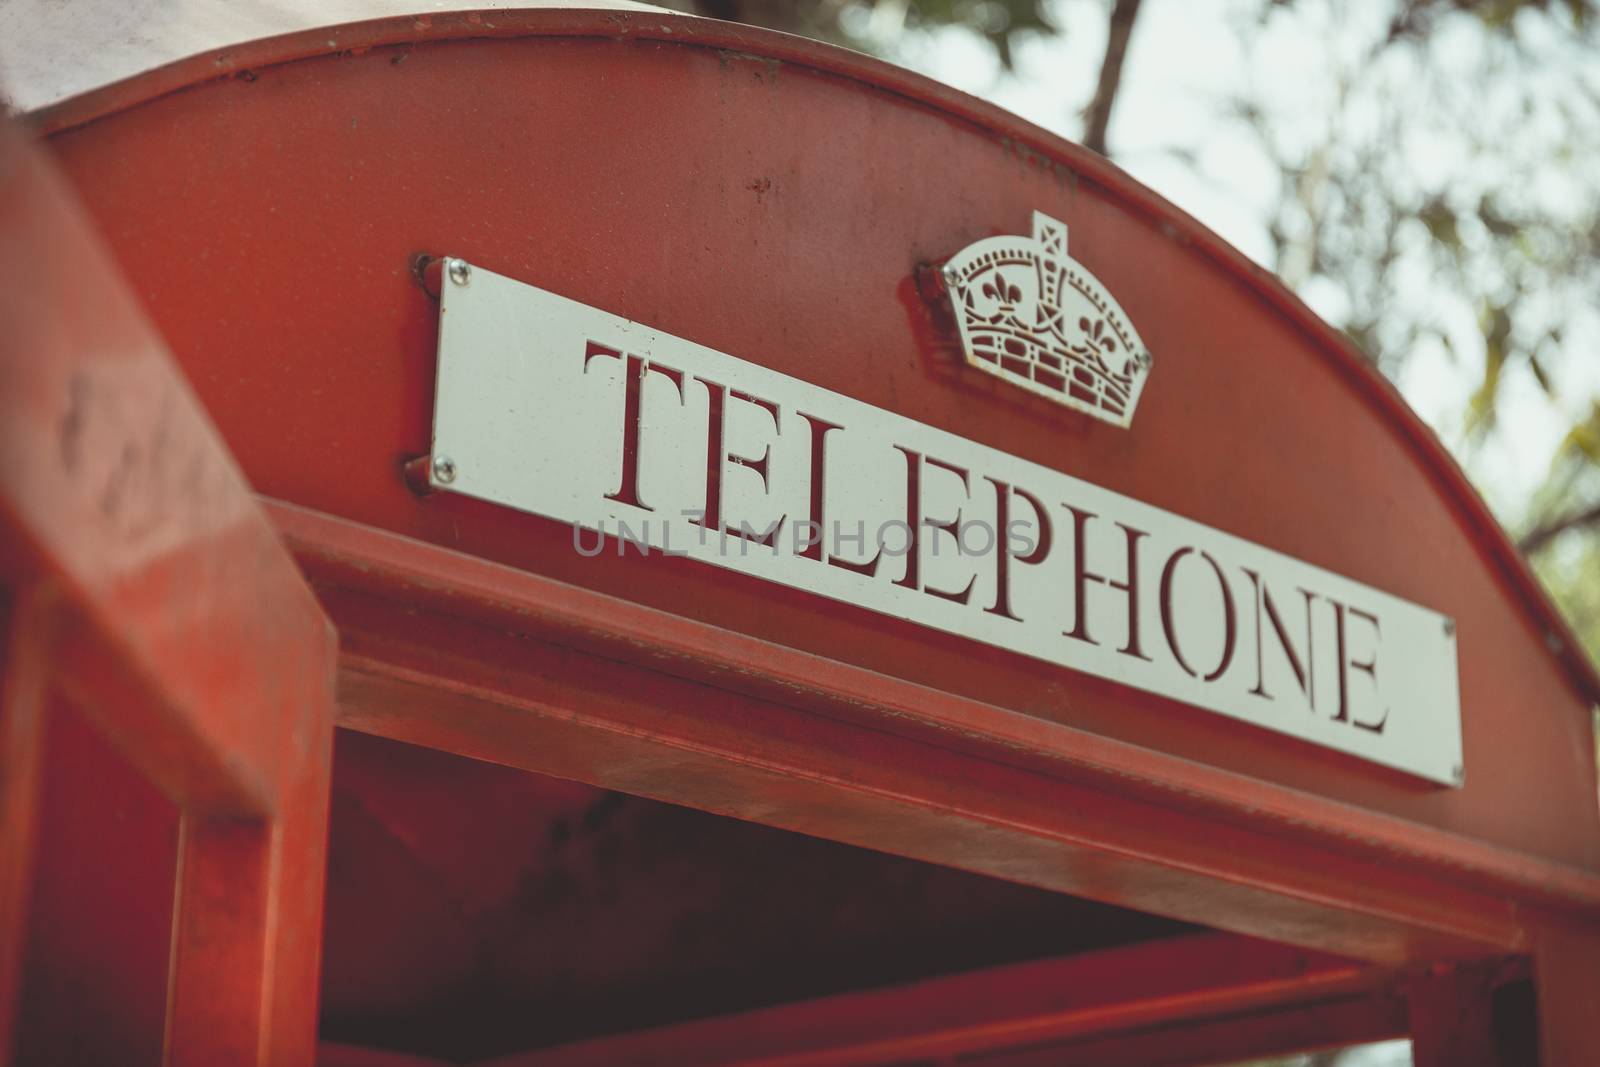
[0,119,337,1064]
[31,13,1599,882]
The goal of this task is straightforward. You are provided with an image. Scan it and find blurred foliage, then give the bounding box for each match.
[1528,399,1600,650]
[1535,535,1600,660]
[654,0,1059,65]
[884,0,1057,65]
[1222,0,1600,668]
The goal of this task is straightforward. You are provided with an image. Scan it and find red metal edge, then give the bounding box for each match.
[25,7,1600,711]
[268,497,1600,920]
[470,932,1397,1067]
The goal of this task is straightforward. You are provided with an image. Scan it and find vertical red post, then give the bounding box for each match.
[167,668,336,1067]
[0,590,51,1058]
[0,117,339,1064]
[1534,920,1600,1066]
[165,625,335,1065]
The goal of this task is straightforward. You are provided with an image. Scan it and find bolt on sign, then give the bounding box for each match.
[426,259,1463,787]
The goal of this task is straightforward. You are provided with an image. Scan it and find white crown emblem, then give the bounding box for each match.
[941,212,1152,427]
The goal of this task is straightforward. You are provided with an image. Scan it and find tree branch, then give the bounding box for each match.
[1083,0,1144,156]
[1520,500,1600,555]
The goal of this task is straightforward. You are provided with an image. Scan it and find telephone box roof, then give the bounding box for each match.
[22,0,1600,971]
[26,7,1596,716]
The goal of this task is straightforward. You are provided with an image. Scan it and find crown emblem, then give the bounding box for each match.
[941,212,1152,427]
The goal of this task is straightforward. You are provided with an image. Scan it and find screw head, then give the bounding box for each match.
[1443,618,1456,637]
[940,265,959,287]
[431,454,457,484]
[1452,764,1464,784]
[447,258,471,286]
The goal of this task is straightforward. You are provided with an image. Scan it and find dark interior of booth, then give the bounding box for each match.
[317,729,1196,1061]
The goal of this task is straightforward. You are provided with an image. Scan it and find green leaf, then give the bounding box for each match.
[1477,196,1521,239]
[1419,198,1462,247]
[1558,401,1600,466]
[1474,0,1521,30]
[1466,303,1513,436]
[1529,355,1554,397]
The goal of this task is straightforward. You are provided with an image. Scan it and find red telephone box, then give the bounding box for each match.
[3,8,1598,1065]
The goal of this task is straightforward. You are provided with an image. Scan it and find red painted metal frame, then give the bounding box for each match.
[8,7,1600,1062]
[474,932,1403,1067]
[25,7,1600,716]
[30,8,1598,874]
[310,934,1421,1067]
[970,997,1409,1067]
[0,121,337,1064]
[274,493,1588,1061]
[0,590,49,1057]
[276,499,1600,956]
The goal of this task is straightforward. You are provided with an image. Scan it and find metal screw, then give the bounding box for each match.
[1443,618,1456,638]
[1452,764,1464,784]
[431,454,457,484]
[941,265,959,287]
[447,258,471,286]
